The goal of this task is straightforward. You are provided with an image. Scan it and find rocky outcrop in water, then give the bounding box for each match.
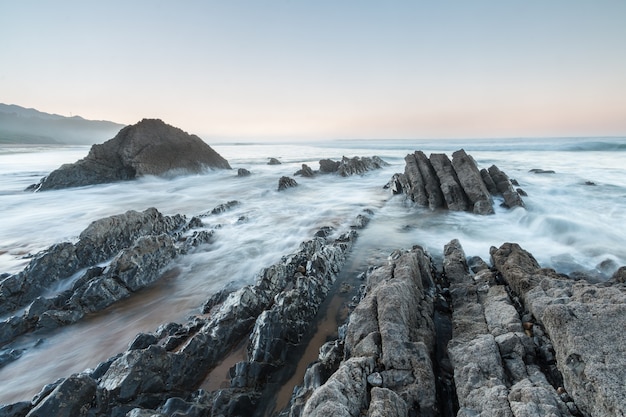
[390,149,525,214]
[27,119,231,191]
[297,156,388,177]
[0,208,210,349]
[278,176,298,191]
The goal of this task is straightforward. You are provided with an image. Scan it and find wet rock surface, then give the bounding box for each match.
[278,176,298,191]
[0,208,210,350]
[2,210,624,416]
[390,149,525,214]
[0,210,366,417]
[27,119,231,191]
[296,156,388,177]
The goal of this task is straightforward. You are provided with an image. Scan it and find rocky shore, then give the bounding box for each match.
[2,147,624,417]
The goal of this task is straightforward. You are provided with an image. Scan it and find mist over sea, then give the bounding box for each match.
[1,137,625,404]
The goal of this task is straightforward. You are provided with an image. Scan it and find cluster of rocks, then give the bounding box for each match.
[276,156,388,191]
[0,208,211,359]
[0,211,373,417]
[389,149,525,214]
[27,119,231,191]
[294,156,388,178]
[275,241,626,417]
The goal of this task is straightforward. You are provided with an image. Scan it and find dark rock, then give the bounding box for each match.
[295,163,315,177]
[430,153,469,211]
[0,402,31,417]
[401,153,428,206]
[237,168,251,176]
[414,151,445,209]
[278,176,298,191]
[529,169,556,174]
[268,157,282,165]
[451,149,494,214]
[611,266,626,283]
[337,156,388,177]
[28,119,231,191]
[209,200,240,215]
[0,208,201,346]
[392,149,521,215]
[487,165,525,208]
[26,374,97,417]
[319,159,340,173]
[584,180,596,186]
[480,168,499,195]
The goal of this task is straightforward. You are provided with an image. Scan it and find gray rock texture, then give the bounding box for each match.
[0,208,207,347]
[28,119,231,191]
[446,239,575,417]
[491,242,626,417]
[304,246,437,416]
[390,149,525,215]
[278,176,298,190]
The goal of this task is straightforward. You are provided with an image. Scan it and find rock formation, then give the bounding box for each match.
[278,176,298,191]
[27,119,231,191]
[0,208,210,350]
[0,213,367,417]
[1,210,624,416]
[390,149,525,214]
[296,156,388,177]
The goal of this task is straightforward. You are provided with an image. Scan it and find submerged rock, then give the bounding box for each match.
[268,157,282,165]
[27,119,231,191]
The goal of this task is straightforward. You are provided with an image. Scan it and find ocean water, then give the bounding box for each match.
[0,137,625,404]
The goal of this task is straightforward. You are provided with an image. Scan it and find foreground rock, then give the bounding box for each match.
[0,208,210,348]
[491,243,626,417]
[27,119,231,191]
[389,149,525,214]
[0,213,369,417]
[299,246,438,416]
[279,241,624,417]
[3,230,624,416]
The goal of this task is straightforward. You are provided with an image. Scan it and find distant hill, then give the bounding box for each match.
[0,103,126,145]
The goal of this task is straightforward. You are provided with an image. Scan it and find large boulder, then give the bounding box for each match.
[28,119,231,191]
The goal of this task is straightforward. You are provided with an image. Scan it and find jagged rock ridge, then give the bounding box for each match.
[27,119,231,191]
[390,149,525,214]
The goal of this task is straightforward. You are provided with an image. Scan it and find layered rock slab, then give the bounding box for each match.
[390,149,525,214]
[28,119,231,191]
[301,246,438,416]
[445,239,576,417]
[491,243,626,417]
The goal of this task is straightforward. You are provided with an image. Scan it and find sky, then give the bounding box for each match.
[1,1,625,141]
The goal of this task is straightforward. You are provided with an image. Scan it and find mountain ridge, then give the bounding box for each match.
[0,103,126,145]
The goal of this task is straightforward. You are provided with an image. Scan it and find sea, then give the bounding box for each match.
[1,137,625,405]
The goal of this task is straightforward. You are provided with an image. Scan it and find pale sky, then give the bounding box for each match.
[2,1,625,140]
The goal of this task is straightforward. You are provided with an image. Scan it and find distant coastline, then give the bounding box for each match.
[0,103,125,145]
